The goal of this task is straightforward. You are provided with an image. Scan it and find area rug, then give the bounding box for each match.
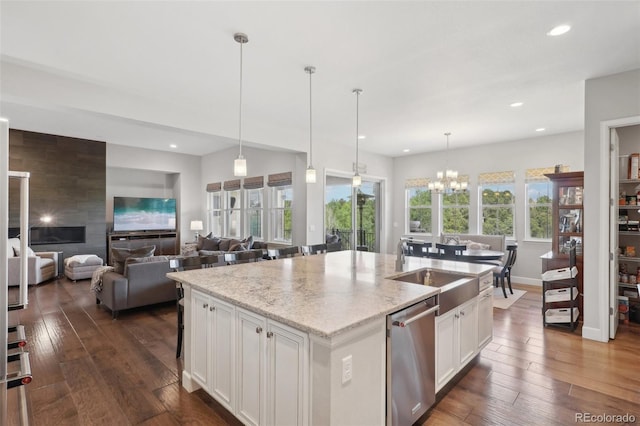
[493,288,526,309]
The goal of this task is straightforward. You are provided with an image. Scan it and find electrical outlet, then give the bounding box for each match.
[342,355,353,384]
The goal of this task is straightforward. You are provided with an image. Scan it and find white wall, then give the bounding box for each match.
[393,131,584,284]
[583,69,640,342]
[106,144,201,245]
[200,142,395,250]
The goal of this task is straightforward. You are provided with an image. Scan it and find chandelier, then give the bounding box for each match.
[428,132,468,193]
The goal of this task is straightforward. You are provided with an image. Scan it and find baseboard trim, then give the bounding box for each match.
[582,326,609,342]
[181,371,201,393]
[512,275,541,286]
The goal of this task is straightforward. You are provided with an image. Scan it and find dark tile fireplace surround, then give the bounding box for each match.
[8,130,107,261]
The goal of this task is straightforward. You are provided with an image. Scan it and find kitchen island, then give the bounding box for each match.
[168,250,494,426]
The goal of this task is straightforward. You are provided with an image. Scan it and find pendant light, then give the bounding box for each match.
[352,88,363,187]
[305,66,316,184]
[233,32,248,177]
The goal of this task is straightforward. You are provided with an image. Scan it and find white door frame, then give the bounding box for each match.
[601,116,640,340]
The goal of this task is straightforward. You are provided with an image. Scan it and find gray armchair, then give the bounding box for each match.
[97,256,176,318]
[7,238,58,285]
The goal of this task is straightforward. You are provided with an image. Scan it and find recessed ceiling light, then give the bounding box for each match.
[510,102,524,108]
[403,148,410,153]
[170,144,177,148]
[536,128,546,132]
[547,24,571,36]
[358,135,366,140]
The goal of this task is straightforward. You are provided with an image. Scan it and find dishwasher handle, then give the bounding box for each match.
[392,304,439,328]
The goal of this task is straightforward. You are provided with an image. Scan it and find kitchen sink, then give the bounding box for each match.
[390,269,479,315]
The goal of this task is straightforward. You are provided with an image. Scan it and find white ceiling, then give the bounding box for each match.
[1,1,639,158]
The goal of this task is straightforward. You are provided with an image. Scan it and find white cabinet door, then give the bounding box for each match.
[458,299,478,366]
[191,289,210,389]
[236,309,267,426]
[477,286,493,350]
[266,321,308,426]
[435,309,457,391]
[210,297,236,413]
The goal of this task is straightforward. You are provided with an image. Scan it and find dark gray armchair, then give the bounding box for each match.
[97,257,176,318]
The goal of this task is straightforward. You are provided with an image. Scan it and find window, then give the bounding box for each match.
[442,190,470,234]
[525,167,557,240]
[479,171,515,237]
[406,179,432,234]
[208,191,223,237]
[271,185,292,242]
[245,188,263,239]
[268,172,293,243]
[223,179,242,238]
[243,176,265,240]
[206,182,222,236]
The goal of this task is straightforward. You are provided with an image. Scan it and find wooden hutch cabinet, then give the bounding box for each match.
[541,171,584,321]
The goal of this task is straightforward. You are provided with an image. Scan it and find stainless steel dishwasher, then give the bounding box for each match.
[386,295,439,425]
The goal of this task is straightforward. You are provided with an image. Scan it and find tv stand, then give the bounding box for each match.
[107,231,178,265]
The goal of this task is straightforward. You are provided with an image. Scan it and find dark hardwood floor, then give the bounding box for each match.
[6,278,640,425]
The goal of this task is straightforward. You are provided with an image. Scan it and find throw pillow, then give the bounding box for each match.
[243,235,254,249]
[218,238,235,252]
[196,233,213,250]
[202,236,221,251]
[230,242,248,251]
[111,245,156,274]
[326,234,340,244]
[443,236,460,245]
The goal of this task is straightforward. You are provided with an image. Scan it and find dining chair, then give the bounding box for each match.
[176,282,184,358]
[407,242,432,258]
[493,243,518,298]
[235,250,262,263]
[435,243,467,260]
[267,246,300,259]
[181,256,202,271]
[301,243,327,255]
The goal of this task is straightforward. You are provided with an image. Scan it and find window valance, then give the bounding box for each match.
[405,178,432,188]
[223,179,241,191]
[525,166,569,182]
[267,172,292,187]
[243,176,264,189]
[478,171,515,184]
[206,182,221,192]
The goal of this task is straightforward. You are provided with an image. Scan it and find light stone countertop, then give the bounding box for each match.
[168,250,494,339]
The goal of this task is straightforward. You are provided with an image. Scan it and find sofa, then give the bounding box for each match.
[96,246,176,318]
[7,237,58,285]
[439,233,506,253]
[192,234,266,259]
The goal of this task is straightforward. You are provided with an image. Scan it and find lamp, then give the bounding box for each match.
[305,66,317,184]
[428,132,467,193]
[233,32,249,177]
[352,88,363,187]
[190,220,203,241]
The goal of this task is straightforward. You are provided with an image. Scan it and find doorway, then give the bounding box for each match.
[325,174,381,252]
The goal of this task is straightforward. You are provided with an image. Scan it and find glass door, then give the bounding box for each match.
[325,174,381,252]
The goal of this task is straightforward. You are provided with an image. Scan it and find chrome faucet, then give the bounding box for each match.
[395,239,406,271]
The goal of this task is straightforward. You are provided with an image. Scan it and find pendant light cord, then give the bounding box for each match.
[238,41,244,157]
[355,90,360,170]
[309,68,313,167]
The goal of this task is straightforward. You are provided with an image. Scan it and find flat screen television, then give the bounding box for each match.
[113,196,177,232]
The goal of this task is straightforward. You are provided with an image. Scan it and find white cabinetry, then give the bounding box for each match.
[236,307,309,426]
[191,289,235,412]
[477,286,493,350]
[435,298,478,392]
